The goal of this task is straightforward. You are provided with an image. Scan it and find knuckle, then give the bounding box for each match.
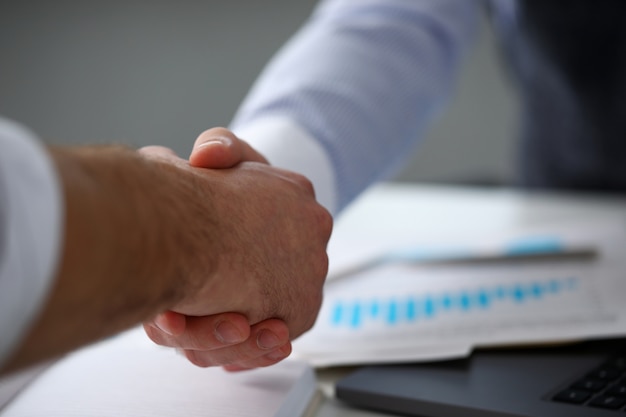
[307,251,329,286]
[300,208,332,253]
[317,252,330,281]
[290,172,316,195]
[313,205,333,239]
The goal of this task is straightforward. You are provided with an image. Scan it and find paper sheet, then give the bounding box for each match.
[292,222,626,367]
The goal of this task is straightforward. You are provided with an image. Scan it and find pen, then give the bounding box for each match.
[327,236,598,281]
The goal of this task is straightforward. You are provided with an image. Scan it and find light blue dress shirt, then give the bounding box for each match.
[232,0,517,213]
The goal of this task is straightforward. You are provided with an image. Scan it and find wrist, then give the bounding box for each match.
[54,145,187,314]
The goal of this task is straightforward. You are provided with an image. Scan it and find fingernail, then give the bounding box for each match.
[153,316,173,336]
[257,330,281,350]
[215,321,244,344]
[196,136,229,149]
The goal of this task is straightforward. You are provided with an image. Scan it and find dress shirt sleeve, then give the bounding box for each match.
[231,0,481,214]
[0,118,62,367]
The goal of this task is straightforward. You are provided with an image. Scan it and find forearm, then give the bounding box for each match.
[2,133,331,375]
[3,146,200,373]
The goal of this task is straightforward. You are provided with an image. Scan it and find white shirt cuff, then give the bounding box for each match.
[0,118,62,367]
[232,116,338,215]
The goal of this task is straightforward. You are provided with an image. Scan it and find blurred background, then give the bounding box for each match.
[0,0,519,186]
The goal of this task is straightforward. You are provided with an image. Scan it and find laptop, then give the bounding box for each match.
[335,337,626,416]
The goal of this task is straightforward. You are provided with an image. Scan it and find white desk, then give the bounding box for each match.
[312,182,626,417]
[1,183,624,416]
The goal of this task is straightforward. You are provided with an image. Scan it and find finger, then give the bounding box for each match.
[222,343,293,372]
[144,312,250,350]
[182,319,290,368]
[150,311,186,336]
[189,127,268,168]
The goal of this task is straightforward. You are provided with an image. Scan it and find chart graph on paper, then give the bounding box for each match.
[290,261,619,366]
[329,276,579,329]
[308,261,609,339]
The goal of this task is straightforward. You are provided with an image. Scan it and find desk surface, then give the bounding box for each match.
[312,182,626,417]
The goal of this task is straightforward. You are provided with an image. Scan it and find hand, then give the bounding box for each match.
[188,127,269,168]
[145,311,292,371]
[2,134,330,375]
[143,128,332,370]
[145,129,292,370]
[138,142,331,324]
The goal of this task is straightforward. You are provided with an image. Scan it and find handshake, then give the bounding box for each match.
[141,127,333,372]
[2,127,332,376]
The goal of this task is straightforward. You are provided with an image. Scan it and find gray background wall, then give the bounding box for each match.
[0,1,519,186]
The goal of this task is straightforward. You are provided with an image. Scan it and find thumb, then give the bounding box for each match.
[190,127,268,169]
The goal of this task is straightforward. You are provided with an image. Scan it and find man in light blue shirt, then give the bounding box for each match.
[152,0,626,363]
[231,0,626,215]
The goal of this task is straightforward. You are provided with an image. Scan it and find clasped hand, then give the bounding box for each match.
[141,128,332,371]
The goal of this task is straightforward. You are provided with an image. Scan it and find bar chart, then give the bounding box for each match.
[329,277,578,329]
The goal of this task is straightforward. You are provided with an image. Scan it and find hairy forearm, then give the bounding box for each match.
[3,145,206,374]
[2,134,332,376]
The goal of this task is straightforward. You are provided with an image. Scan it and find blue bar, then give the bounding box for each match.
[424,297,435,318]
[440,294,453,310]
[406,299,417,321]
[370,300,380,318]
[331,302,343,325]
[329,277,578,328]
[477,290,490,308]
[531,282,543,298]
[387,300,398,325]
[459,293,471,311]
[350,303,362,328]
[548,279,561,293]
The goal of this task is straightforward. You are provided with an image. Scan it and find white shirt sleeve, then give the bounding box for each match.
[0,118,63,367]
[233,116,338,215]
[231,0,481,214]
